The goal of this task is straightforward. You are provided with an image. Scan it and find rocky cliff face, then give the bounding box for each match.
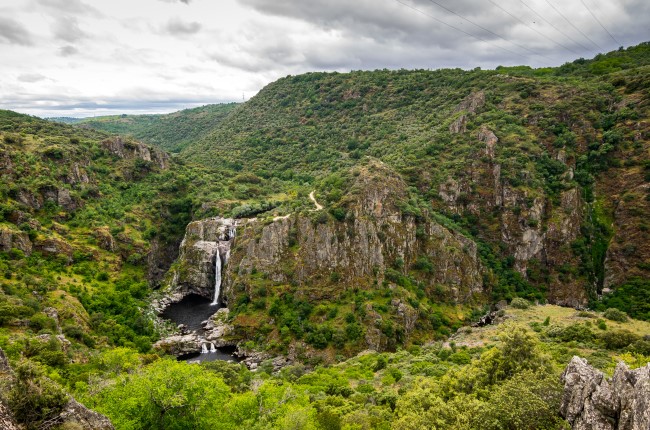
[224,161,484,305]
[159,217,242,307]
[101,137,169,169]
[159,161,486,352]
[441,92,588,306]
[560,356,650,430]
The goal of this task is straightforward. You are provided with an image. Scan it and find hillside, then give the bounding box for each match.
[1,42,649,430]
[172,43,650,313]
[58,103,238,153]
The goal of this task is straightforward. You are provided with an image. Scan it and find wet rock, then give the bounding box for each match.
[153,333,202,356]
[203,308,236,347]
[160,217,242,304]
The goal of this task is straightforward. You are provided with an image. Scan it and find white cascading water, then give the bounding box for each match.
[211,253,221,305]
[211,219,237,306]
[209,343,216,352]
[201,343,208,354]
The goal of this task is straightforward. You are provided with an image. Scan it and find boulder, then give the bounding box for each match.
[57,399,115,430]
[0,228,32,256]
[0,401,19,430]
[560,356,650,430]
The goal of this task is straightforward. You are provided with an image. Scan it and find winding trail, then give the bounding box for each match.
[272,191,323,221]
[309,190,323,210]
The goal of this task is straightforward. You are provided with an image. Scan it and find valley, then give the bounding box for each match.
[0,42,649,429]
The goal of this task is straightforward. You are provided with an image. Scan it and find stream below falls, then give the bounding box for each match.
[160,294,241,363]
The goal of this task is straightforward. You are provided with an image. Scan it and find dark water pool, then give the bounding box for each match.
[160,294,219,332]
[160,294,239,363]
[179,345,243,364]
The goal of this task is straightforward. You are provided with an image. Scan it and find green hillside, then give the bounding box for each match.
[0,42,649,430]
[174,43,650,311]
[64,103,238,153]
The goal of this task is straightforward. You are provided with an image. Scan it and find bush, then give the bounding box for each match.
[547,323,594,343]
[600,330,640,350]
[603,308,628,322]
[510,298,530,309]
[7,360,68,427]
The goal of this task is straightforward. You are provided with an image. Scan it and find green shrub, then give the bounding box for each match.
[547,323,594,343]
[510,298,530,309]
[7,360,68,427]
[600,330,640,350]
[603,308,628,322]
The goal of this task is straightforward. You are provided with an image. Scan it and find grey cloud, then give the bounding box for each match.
[58,45,79,56]
[53,16,87,43]
[0,17,33,45]
[37,0,103,18]
[17,73,48,83]
[158,0,192,4]
[164,18,201,35]
[235,0,648,70]
[2,92,233,118]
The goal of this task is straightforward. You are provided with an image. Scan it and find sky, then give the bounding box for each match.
[0,0,648,118]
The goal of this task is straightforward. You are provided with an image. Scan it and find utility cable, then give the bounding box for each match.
[392,0,527,59]
[580,0,621,46]
[487,0,579,55]
[542,0,604,51]
[423,0,554,61]
[519,0,592,53]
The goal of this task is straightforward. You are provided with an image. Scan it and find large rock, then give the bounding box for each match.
[203,308,236,347]
[0,228,32,256]
[153,332,202,356]
[34,237,73,263]
[101,137,169,169]
[57,399,115,430]
[560,356,650,430]
[0,401,19,430]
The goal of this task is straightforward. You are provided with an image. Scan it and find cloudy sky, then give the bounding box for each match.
[0,0,648,117]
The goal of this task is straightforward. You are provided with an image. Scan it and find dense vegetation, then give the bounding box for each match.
[53,103,238,153]
[1,42,650,429]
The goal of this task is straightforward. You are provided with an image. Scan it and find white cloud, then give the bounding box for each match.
[0,0,648,117]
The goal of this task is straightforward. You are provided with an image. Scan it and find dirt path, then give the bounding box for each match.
[309,191,323,210]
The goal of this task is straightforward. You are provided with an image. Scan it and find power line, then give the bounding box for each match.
[423,0,554,62]
[580,0,621,46]
[487,0,579,56]
[392,0,527,59]
[519,0,592,53]
[542,0,604,51]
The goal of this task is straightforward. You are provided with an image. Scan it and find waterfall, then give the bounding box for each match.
[201,343,208,354]
[211,219,237,306]
[211,253,221,306]
[209,343,216,352]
